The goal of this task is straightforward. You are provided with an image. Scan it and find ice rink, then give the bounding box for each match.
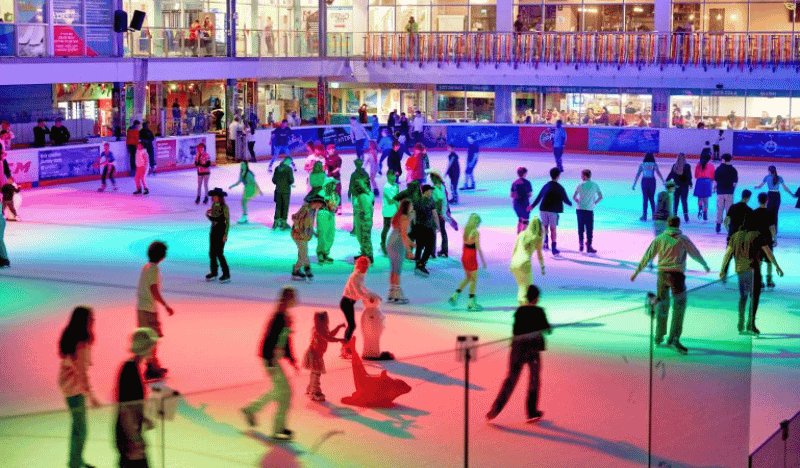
[1,151,799,468]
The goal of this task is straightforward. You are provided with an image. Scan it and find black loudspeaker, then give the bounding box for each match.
[113,10,128,33]
[129,10,146,31]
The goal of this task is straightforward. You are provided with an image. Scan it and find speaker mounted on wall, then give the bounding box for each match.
[129,10,146,31]
[113,10,128,33]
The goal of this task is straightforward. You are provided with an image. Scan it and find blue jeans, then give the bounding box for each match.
[66,394,87,468]
[270,145,290,166]
[553,147,564,171]
[354,139,366,160]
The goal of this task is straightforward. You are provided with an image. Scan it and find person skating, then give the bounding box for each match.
[194,142,211,204]
[386,199,414,304]
[349,116,370,161]
[666,153,692,222]
[58,306,100,468]
[307,160,326,200]
[449,213,488,310]
[272,156,294,230]
[365,140,380,195]
[632,152,664,221]
[324,144,343,211]
[410,184,439,275]
[714,154,738,233]
[573,169,603,253]
[529,167,572,255]
[205,188,231,283]
[725,189,753,242]
[511,167,533,233]
[303,311,346,402]
[377,129,393,175]
[303,141,324,190]
[132,143,149,195]
[386,139,403,184]
[720,221,783,335]
[381,172,400,255]
[316,178,340,264]
[339,256,381,358]
[551,120,566,172]
[115,327,159,467]
[97,143,117,192]
[445,144,460,204]
[509,217,545,304]
[712,130,725,161]
[1,176,20,221]
[291,195,325,280]
[461,136,479,190]
[229,160,263,224]
[139,122,156,175]
[429,170,451,258]
[136,241,174,379]
[752,193,778,290]
[348,158,370,233]
[754,165,793,235]
[268,120,296,172]
[486,285,551,423]
[631,216,711,355]
[693,152,715,222]
[353,179,376,264]
[241,287,299,440]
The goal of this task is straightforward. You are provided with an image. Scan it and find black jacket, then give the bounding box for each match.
[50,125,70,145]
[530,181,572,213]
[512,305,551,351]
[260,310,295,366]
[33,125,49,147]
[666,163,692,188]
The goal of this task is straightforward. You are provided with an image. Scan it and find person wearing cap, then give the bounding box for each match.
[316,178,340,263]
[353,179,375,264]
[272,156,294,230]
[339,256,381,358]
[205,188,230,283]
[50,117,71,146]
[115,327,159,467]
[291,195,325,280]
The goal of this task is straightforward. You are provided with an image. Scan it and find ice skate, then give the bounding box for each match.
[526,411,544,424]
[291,269,306,281]
[467,297,483,311]
[203,196,208,204]
[237,215,249,224]
[98,185,105,192]
[766,278,775,290]
[219,274,231,283]
[311,391,326,402]
[143,189,149,195]
[551,243,560,256]
[241,408,257,427]
[205,272,217,281]
[394,287,409,304]
[195,196,200,204]
[448,291,460,307]
[304,266,314,281]
[586,245,597,254]
[387,286,398,303]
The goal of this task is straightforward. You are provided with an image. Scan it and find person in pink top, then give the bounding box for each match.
[58,306,100,468]
[693,152,715,222]
[339,256,381,359]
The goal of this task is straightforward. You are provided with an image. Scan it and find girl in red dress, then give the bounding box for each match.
[448,213,487,311]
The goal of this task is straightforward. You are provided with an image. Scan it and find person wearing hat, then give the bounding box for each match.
[272,156,294,230]
[206,188,230,282]
[115,327,159,467]
[291,195,325,280]
[353,178,375,264]
[655,180,676,237]
[428,169,450,258]
[50,117,71,146]
[339,256,381,358]
[316,178,340,263]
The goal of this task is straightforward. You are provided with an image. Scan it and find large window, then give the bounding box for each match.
[672,0,798,32]
[516,0,653,32]
[369,0,496,32]
[669,90,797,130]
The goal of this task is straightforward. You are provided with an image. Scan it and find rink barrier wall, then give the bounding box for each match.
[5,133,217,187]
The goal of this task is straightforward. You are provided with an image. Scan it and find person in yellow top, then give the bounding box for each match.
[291,194,326,280]
[206,187,231,283]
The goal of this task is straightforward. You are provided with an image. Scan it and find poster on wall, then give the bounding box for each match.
[423,126,448,149]
[0,24,15,56]
[588,128,659,153]
[39,145,101,181]
[176,137,208,167]
[520,126,588,152]
[85,0,113,56]
[446,125,519,149]
[6,149,40,184]
[16,0,48,57]
[733,132,800,159]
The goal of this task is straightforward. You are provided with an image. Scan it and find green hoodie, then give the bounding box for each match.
[635,227,709,274]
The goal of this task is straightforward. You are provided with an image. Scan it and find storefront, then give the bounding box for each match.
[123,0,226,57]
[55,82,114,138]
[256,81,318,124]
[513,0,655,33]
[328,83,432,124]
[436,84,494,122]
[369,0,497,33]
[672,0,798,33]
[540,86,652,126]
[670,89,798,131]
[124,80,226,135]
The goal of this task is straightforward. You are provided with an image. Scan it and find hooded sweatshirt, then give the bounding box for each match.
[635,227,708,274]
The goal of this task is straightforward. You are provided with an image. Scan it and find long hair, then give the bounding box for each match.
[643,152,655,163]
[526,216,543,249]
[674,153,686,173]
[313,311,330,334]
[58,306,94,358]
[768,165,778,186]
[699,152,710,170]
[391,199,412,229]
[240,160,252,178]
[463,213,481,241]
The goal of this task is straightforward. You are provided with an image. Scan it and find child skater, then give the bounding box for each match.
[449,213,488,311]
[461,136,479,190]
[1,176,20,221]
[303,311,346,402]
[291,194,325,280]
[340,256,381,358]
[58,306,100,468]
[97,143,117,192]
[132,142,149,195]
[486,285,551,423]
[194,142,211,204]
[241,287,299,441]
[509,217,545,304]
[377,128,393,175]
[205,187,230,283]
[229,160,263,224]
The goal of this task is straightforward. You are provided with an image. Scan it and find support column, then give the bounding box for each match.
[496,0,514,33]
[317,76,328,124]
[112,82,124,139]
[132,59,148,125]
[494,85,512,123]
[318,0,328,57]
[651,88,670,128]
[654,0,672,33]
[228,0,237,57]
[351,0,368,56]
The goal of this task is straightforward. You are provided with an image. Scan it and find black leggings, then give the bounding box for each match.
[641,177,655,217]
[209,232,229,276]
[247,141,256,161]
[381,216,391,249]
[340,297,357,342]
[102,165,116,185]
[673,185,689,216]
[767,191,781,234]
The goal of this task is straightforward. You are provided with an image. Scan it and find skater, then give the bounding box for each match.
[247,120,257,162]
[291,195,325,280]
[307,160,326,199]
[136,241,174,380]
[132,143,149,195]
[754,165,793,235]
[529,167,572,255]
[241,287,299,441]
[752,193,778,289]
[365,140,380,195]
[316,178,340,263]
[97,143,117,192]
[0,150,10,187]
[573,169,603,253]
[361,296,394,360]
[340,256,381,358]
[386,199,414,304]
[551,120,566,172]
[0,212,8,267]
[1,176,20,221]
[666,153,692,222]
[228,116,244,162]
[139,122,155,174]
[125,121,140,175]
[272,156,294,229]
[411,184,439,276]
[631,216,710,355]
[349,158,370,228]
[725,189,752,241]
[509,217,546,304]
[721,221,783,335]
[445,144,460,204]
[693,152,715,221]
[115,327,159,468]
[411,110,424,145]
[449,213,488,310]
[349,116,370,160]
[486,285,551,423]
[194,142,211,204]
[205,188,230,283]
[268,120,295,172]
[303,311,346,402]
[429,170,450,257]
[713,130,725,161]
[377,129,393,175]
[325,144,343,207]
[229,160,263,224]
[381,171,400,255]
[461,136,479,190]
[58,306,100,468]
[632,152,664,221]
[654,181,676,239]
[303,141,324,184]
[386,140,403,184]
[714,154,738,233]
[353,179,376,263]
[370,115,381,143]
[511,167,533,233]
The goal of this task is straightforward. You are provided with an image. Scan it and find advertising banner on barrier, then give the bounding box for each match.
[154,136,208,169]
[155,139,177,168]
[733,132,800,158]
[588,128,659,153]
[176,137,208,166]
[519,126,589,152]
[446,125,519,149]
[6,149,40,184]
[39,145,101,181]
[423,125,448,149]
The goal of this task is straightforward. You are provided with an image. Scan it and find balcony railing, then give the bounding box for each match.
[363,32,800,69]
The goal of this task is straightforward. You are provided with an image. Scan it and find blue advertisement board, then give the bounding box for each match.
[733,132,800,159]
[39,145,101,181]
[0,24,15,56]
[288,126,357,154]
[588,128,659,153]
[445,125,519,149]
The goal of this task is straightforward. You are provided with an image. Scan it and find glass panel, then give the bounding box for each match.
[793,97,800,131]
[465,91,494,122]
[370,6,395,31]
[582,4,624,32]
[672,3,702,32]
[626,4,654,31]
[622,94,653,127]
[438,90,466,121]
[431,5,467,31]
[515,5,543,31]
[670,95,700,128]
[749,3,796,32]
[398,5,431,31]
[544,5,581,32]
[512,92,540,123]
[746,97,791,131]
[470,5,496,31]
[371,0,396,6]
[704,96,747,129]
[702,3,747,32]
[583,93,621,125]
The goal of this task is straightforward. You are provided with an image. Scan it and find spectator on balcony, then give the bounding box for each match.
[405,17,419,59]
[189,19,201,56]
[264,17,275,56]
[201,15,214,56]
[514,15,525,33]
[33,119,50,148]
[51,118,71,146]
[759,111,773,127]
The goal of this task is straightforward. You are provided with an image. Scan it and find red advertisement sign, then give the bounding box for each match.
[53,26,85,57]
[520,126,589,152]
[155,139,177,169]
